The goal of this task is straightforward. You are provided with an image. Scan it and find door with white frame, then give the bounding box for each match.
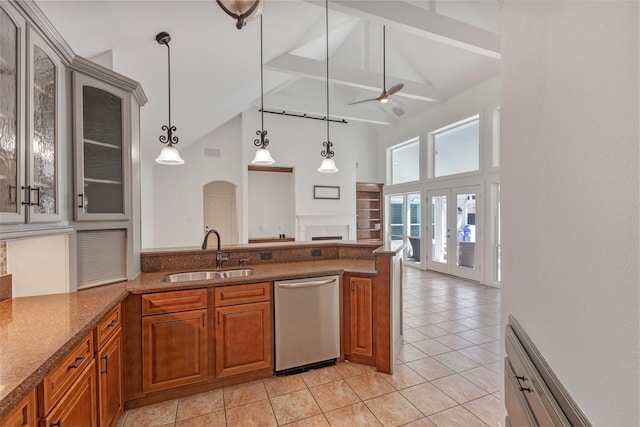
[388,193,422,266]
[427,186,482,281]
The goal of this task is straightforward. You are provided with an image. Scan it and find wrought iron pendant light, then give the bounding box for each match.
[318,0,338,173]
[155,32,185,165]
[251,16,275,165]
[217,0,264,30]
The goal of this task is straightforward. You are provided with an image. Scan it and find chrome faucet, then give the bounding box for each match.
[202,229,229,269]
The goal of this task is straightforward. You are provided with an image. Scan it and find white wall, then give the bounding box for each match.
[501,1,639,425]
[150,115,244,249]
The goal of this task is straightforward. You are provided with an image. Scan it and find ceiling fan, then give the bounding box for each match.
[349,25,404,106]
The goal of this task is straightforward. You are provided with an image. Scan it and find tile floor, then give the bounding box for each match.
[118,269,501,426]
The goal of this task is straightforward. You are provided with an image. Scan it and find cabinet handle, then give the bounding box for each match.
[101,355,109,374]
[30,186,40,206]
[77,193,84,209]
[8,185,17,205]
[67,356,85,370]
[21,186,31,206]
[50,419,62,427]
[515,375,532,393]
[107,318,118,327]
[217,311,221,325]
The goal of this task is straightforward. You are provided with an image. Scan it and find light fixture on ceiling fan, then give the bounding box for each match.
[217,0,264,29]
[349,25,404,105]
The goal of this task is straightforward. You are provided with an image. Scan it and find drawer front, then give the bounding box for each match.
[41,333,94,415]
[43,359,97,427]
[0,389,36,427]
[504,358,536,427]
[96,303,122,349]
[214,282,271,307]
[142,289,208,315]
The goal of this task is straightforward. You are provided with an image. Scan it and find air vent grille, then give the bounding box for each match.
[77,229,126,289]
[205,148,221,157]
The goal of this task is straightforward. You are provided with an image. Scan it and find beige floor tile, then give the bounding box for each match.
[301,366,341,387]
[223,380,268,408]
[176,389,224,421]
[460,367,501,393]
[344,372,396,400]
[378,364,426,390]
[225,399,277,427]
[405,315,430,328]
[479,340,501,355]
[485,361,501,374]
[116,411,127,427]
[399,382,457,416]
[458,346,500,365]
[270,389,322,425]
[403,328,429,344]
[415,325,449,338]
[123,399,178,427]
[412,339,451,356]
[456,330,494,345]
[431,374,488,404]
[433,351,480,372]
[403,418,437,427]
[175,410,225,427]
[406,358,454,381]
[398,344,428,363]
[436,321,470,334]
[434,335,474,351]
[324,402,382,427]
[284,414,331,427]
[309,379,360,412]
[263,373,307,397]
[428,405,487,427]
[463,395,501,426]
[334,361,376,378]
[365,391,423,426]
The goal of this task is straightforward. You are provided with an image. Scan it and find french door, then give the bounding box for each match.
[427,186,482,281]
[388,193,422,266]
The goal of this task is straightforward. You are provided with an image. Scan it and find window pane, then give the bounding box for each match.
[391,139,419,184]
[0,9,18,213]
[389,195,404,240]
[434,118,479,177]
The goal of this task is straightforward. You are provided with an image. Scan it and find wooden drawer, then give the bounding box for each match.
[0,389,36,427]
[142,289,207,316]
[96,303,121,349]
[42,359,97,427]
[40,333,94,415]
[214,282,270,307]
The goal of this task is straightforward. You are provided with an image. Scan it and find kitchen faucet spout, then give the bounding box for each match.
[201,229,229,269]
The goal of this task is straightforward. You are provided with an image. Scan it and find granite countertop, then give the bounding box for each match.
[0,257,380,419]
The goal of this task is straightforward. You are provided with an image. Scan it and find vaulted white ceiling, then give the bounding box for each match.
[35,0,500,158]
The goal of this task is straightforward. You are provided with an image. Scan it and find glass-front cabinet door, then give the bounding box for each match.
[28,31,61,222]
[74,72,130,221]
[0,6,24,222]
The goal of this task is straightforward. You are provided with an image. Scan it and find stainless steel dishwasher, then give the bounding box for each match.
[274,275,340,374]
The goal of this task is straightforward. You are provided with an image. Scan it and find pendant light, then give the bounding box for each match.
[217,0,264,30]
[251,16,275,165]
[155,32,185,165]
[318,0,338,173]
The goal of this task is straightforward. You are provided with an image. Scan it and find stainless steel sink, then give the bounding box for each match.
[160,268,256,283]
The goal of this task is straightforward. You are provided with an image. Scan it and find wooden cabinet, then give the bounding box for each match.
[0,390,37,427]
[214,283,272,378]
[96,304,123,427]
[0,4,67,232]
[346,276,374,358]
[38,332,97,427]
[356,183,383,242]
[141,289,208,394]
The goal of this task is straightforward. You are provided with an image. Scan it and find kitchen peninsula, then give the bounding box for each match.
[0,240,404,421]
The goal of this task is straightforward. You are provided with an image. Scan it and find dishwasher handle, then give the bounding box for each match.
[276,278,337,288]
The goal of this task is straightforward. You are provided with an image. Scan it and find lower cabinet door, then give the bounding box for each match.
[348,277,373,357]
[215,302,272,378]
[97,330,123,427]
[142,309,208,393]
[43,360,97,427]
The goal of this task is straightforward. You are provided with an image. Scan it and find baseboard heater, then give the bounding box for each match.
[505,315,591,426]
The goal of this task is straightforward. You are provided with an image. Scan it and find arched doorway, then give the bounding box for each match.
[203,181,237,245]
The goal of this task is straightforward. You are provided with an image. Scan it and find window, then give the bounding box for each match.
[390,138,419,184]
[433,116,480,178]
[389,195,404,241]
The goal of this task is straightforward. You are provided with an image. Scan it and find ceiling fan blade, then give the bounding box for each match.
[387,83,404,96]
[348,97,380,105]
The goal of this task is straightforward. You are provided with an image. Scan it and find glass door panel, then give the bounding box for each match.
[427,191,449,273]
[406,193,421,263]
[389,195,404,242]
[455,192,476,269]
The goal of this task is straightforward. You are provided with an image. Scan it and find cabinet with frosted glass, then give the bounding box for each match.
[0,5,67,231]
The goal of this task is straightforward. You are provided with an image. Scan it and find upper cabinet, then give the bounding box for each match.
[0,5,66,229]
[72,72,130,221]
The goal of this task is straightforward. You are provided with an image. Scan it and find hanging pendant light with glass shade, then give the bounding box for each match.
[155,32,185,165]
[251,16,275,165]
[318,0,338,173]
[217,0,264,29]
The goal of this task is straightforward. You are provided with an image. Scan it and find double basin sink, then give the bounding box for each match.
[161,268,256,283]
